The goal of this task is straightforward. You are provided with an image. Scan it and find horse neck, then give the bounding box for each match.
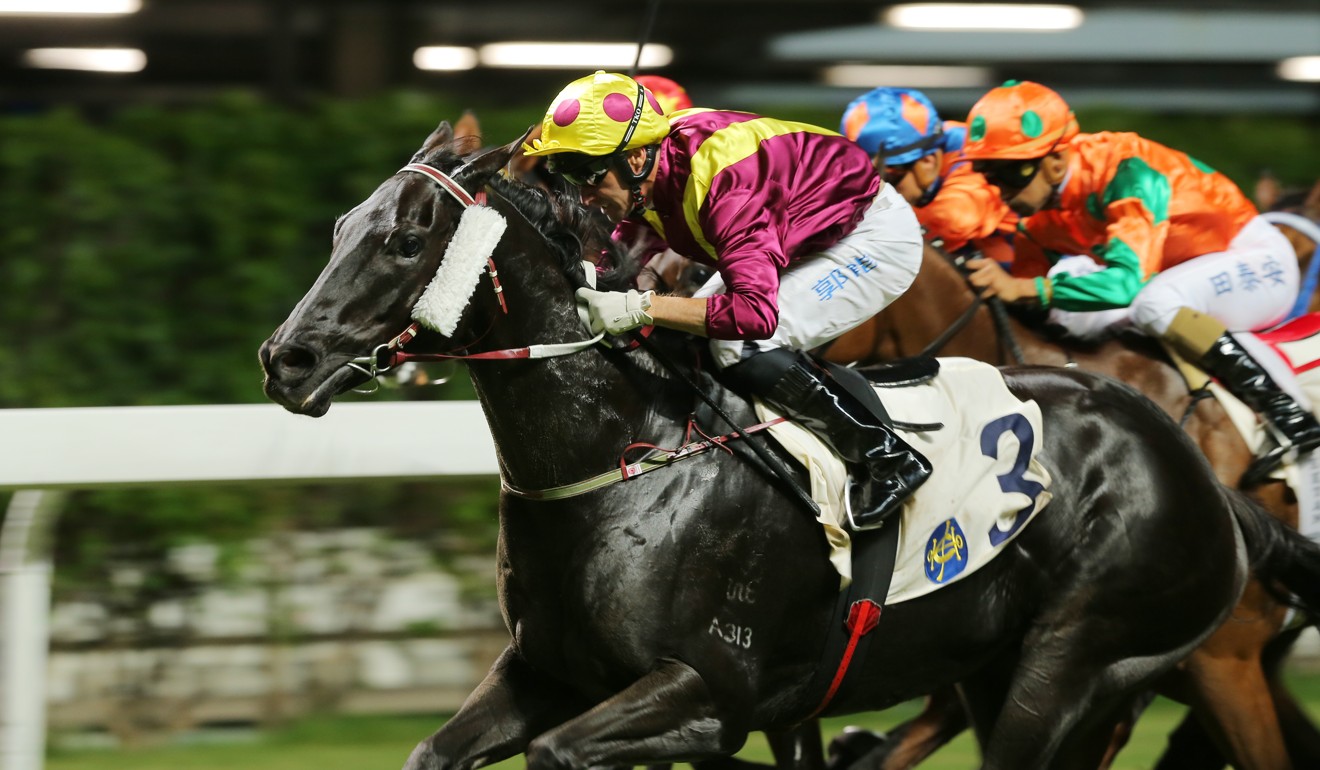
[461,209,681,492]
[891,250,1065,366]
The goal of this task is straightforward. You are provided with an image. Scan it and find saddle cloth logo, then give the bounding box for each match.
[924,518,968,584]
[756,357,1053,603]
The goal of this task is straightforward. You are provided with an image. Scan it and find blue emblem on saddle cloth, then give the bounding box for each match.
[924,518,968,584]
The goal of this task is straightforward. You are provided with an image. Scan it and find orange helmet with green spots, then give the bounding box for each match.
[961,80,1078,161]
[523,71,671,158]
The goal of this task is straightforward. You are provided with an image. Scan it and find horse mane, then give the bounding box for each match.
[423,148,640,294]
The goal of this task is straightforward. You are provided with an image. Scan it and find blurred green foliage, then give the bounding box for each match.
[0,92,540,409]
[1,92,1315,587]
[1,92,537,588]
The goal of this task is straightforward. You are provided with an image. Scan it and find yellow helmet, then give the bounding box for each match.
[523,71,671,158]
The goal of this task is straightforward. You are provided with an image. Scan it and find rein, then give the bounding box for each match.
[927,246,1026,365]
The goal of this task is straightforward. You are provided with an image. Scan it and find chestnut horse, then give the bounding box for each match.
[814,242,1320,770]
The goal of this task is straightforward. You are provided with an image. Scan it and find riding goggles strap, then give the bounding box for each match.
[877,125,945,165]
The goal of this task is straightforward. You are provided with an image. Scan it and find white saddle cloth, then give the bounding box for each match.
[756,357,1053,604]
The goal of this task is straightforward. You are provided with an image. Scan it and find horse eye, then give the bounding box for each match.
[398,235,424,258]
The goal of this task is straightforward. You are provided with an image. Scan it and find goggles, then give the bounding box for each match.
[881,162,915,187]
[972,129,1066,195]
[547,153,615,187]
[972,158,1044,193]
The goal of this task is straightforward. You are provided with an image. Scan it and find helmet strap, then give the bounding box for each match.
[616,146,658,216]
[883,123,945,161]
[608,83,659,217]
[916,173,945,207]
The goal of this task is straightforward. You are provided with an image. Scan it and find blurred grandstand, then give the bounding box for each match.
[0,0,1316,115]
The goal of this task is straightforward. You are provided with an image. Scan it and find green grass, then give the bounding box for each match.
[48,670,1320,770]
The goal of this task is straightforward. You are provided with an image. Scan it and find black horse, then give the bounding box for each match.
[259,123,1320,770]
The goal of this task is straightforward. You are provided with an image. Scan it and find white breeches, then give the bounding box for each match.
[1048,216,1299,339]
[696,183,924,369]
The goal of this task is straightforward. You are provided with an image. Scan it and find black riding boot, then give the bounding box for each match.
[762,353,932,529]
[1200,333,1320,486]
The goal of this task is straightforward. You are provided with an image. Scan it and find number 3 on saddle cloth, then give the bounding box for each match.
[755,357,1053,600]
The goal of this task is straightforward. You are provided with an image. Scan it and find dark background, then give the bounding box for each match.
[2,1,1317,115]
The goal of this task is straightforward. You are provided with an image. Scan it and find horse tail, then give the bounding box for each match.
[1228,487,1320,618]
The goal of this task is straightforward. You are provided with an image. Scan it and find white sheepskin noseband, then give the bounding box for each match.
[411,204,507,336]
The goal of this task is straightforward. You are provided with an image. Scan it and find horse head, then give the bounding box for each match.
[259,121,558,416]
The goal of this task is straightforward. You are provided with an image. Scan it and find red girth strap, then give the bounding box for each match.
[807,599,882,718]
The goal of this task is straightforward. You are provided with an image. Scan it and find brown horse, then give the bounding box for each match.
[815,242,1319,770]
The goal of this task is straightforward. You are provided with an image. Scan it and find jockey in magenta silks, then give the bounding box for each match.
[523,70,928,528]
[961,79,1320,483]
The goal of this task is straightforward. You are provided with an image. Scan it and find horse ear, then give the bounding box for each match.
[457,125,536,184]
[1254,171,1282,212]
[508,123,543,178]
[454,110,481,140]
[411,121,455,162]
[1305,179,1320,220]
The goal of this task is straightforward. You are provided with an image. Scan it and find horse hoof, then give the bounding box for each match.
[826,727,888,770]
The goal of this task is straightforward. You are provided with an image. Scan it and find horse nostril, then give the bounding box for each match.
[264,343,318,384]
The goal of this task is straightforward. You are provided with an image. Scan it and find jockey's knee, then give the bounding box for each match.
[1130,293,1186,336]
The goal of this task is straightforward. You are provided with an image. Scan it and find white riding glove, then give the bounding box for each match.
[575,288,654,335]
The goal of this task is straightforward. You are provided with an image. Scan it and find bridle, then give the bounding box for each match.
[345,162,607,389]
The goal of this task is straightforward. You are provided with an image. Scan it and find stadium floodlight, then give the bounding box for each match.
[479,42,673,69]
[823,64,993,89]
[22,48,146,73]
[883,4,1084,31]
[0,0,140,14]
[414,47,478,72]
[1278,56,1320,82]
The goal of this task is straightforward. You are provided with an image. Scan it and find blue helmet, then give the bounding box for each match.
[840,87,947,165]
[942,120,967,154]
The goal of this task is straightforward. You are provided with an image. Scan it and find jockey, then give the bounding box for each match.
[961,80,1320,483]
[840,87,1016,263]
[628,75,706,295]
[524,71,928,527]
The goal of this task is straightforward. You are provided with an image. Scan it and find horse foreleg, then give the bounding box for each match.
[523,658,749,770]
[1152,713,1227,770]
[822,687,969,770]
[658,722,824,770]
[1262,629,1320,766]
[402,645,590,770]
[766,720,826,770]
[1179,648,1292,769]
[1095,690,1155,770]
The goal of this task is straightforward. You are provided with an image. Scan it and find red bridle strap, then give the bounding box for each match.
[353,321,609,375]
[399,162,478,207]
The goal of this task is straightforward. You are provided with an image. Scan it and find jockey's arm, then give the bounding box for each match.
[649,295,710,336]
